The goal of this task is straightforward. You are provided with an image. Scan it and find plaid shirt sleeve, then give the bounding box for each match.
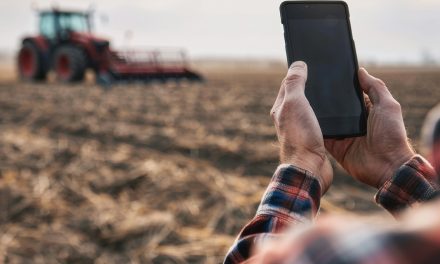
[224,156,440,264]
[224,164,321,264]
[375,155,440,216]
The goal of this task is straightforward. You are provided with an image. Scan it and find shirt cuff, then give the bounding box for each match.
[375,155,439,215]
[256,164,322,223]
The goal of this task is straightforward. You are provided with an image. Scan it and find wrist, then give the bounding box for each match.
[281,153,333,193]
[280,151,325,178]
[279,145,333,193]
[378,148,415,188]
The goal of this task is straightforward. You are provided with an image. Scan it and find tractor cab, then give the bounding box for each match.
[39,10,92,40]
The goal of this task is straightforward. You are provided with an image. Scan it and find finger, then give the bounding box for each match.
[284,61,308,97]
[358,68,393,105]
[363,93,373,113]
[324,137,355,162]
[324,139,335,151]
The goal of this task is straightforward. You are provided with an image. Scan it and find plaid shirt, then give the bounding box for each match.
[224,155,440,264]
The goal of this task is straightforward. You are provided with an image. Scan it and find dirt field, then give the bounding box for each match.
[0,65,439,263]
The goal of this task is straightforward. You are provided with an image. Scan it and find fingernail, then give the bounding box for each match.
[290,61,306,69]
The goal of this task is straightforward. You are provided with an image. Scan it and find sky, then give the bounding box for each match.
[1,0,440,64]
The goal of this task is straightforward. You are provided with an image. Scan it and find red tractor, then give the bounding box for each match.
[17,8,202,84]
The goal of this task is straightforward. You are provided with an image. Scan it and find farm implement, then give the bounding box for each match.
[18,8,203,84]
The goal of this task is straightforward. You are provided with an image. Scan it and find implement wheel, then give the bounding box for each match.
[53,46,86,83]
[18,42,47,81]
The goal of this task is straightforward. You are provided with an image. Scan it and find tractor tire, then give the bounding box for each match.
[53,46,87,83]
[18,42,47,81]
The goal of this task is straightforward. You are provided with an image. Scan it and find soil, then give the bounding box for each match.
[0,66,439,263]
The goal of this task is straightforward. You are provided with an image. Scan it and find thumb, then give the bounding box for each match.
[358,68,392,105]
[284,61,308,95]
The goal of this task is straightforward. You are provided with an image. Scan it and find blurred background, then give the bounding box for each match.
[0,0,439,263]
[2,0,440,64]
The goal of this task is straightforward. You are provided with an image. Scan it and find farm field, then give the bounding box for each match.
[0,64,439,263]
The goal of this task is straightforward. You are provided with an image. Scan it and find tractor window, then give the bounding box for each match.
[58,13,90,33]
[40,14,56,39]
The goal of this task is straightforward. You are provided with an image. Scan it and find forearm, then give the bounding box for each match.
[375,155,440,216]
[224,164,321,263]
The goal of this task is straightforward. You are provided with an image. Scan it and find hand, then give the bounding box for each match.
[325,68,415,188]
[271,61,333,193]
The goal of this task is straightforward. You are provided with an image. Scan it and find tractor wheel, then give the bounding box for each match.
[18,42,47,81]
[53,46,87,83]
